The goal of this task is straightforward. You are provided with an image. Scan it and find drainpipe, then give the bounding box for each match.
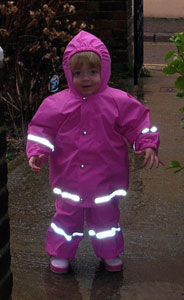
[0,46,13,300]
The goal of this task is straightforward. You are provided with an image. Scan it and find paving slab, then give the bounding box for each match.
[144,41,176,65]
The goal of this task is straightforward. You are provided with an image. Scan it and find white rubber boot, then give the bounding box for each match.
[50,256,69,274]
[104,256,123,272]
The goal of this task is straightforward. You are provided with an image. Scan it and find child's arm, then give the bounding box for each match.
[134,148,164,168]
[26,94,65,164]
[115,92,161,158]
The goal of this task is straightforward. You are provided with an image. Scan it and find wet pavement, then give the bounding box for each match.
[8,19,184,300]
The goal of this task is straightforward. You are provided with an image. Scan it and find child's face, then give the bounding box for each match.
[72,61,101,96]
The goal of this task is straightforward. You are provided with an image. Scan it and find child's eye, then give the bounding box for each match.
[73,71,81,77]
[91,69,98,75]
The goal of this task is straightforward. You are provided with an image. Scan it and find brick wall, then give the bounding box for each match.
[0,57,13,299]
[70,0,133,68]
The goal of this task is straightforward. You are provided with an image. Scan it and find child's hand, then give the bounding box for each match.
[134,148,164,169]
[29,154,45,174]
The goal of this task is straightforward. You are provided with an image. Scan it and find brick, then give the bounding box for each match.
[112,28,127,38]
[98,29,112,39]
[100,1,127,11]
[113,10,130,20]
[72,1,87,10]
[109,38,131,49]
[111,49,131,63]
[108,39,124,48]
[87,1,99,10]
[101,20,127,30]
[91,19,102,29]
[74,10,91,20]
[98,11,116,20]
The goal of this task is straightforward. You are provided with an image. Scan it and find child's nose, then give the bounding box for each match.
[82,72,90,79]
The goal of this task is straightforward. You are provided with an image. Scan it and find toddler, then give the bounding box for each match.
[26,31,162,274]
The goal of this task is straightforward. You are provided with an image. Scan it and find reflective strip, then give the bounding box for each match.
[133,126,158,150]
[150,126,158,133]
[27,134,55,151]
[94,189,127,204]
[51,222,83,241]
[54,188,127,204]
[53,188,80,202]
[88,227,121,239]
[141,128,149,134]
[141,126,158,134]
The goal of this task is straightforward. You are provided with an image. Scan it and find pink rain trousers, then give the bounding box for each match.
[46,198,124,259]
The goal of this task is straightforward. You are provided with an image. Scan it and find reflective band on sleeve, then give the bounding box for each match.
[141,126,158,134]
[27,134,55,151]
[94,189,127,204]
[141,128,150,134]
[51,222,84,241]
[53,188,80,202]
[150,126,158,133]
[88,227,121,239]
[133,126,159,150]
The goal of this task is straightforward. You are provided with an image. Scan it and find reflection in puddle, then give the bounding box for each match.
[44,268,82,300]
[89,262,123,300]
[43,260,124,300]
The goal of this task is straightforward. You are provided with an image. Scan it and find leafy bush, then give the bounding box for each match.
[0,0,93,139]
[163,32,184,172]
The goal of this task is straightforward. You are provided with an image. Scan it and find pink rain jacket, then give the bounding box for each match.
[26,31,160,208]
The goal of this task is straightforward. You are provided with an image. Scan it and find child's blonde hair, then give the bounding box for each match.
[69,51,101,70]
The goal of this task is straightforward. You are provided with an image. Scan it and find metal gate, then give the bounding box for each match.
[134,0,144,85]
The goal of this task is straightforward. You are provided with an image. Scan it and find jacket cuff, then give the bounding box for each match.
[134,132,160,153]
[26,143,50,162]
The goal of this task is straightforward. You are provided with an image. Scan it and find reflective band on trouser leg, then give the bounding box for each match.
[54,188,127,204]
[27,134,55,151]
[51,222,84,242]
[88,227,121,239]
[88,226,124,258]
[94,189,127,204]
[53,188,80,202]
